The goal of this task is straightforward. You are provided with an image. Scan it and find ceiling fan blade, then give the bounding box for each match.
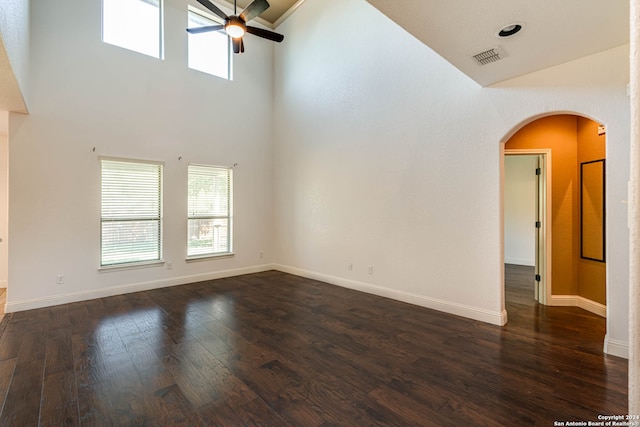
[187,25,225,34]
[232,37,242,54]
[241,38,245,53]
[239,0,269,23]
[246,25,284,42]
[196,0,228,20]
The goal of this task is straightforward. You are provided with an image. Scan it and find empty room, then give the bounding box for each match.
[0,0,638,424]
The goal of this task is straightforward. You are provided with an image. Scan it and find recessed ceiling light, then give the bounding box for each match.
[497,23,523,38]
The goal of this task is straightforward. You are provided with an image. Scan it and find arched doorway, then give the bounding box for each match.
[503,114,607,317]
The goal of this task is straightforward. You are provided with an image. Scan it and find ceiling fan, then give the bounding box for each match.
[187,0,284,54]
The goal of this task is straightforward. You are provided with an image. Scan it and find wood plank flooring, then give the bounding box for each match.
[0,265,628,426]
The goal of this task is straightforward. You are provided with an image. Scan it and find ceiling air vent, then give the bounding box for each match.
[472,47,505,66]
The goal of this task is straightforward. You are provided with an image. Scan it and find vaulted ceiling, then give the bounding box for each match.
[219,0,302,26]
[258,0,630,87]
[364,0,630,86]
[0,0,633,121]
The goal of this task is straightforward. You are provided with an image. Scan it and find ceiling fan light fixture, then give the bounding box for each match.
[225,22,246,38]
[187,0,284,54]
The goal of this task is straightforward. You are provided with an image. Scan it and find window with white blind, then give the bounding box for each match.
[101,159,163,267]
[187,164,232,258]
[187,8,232,80]
[102,0,163,59]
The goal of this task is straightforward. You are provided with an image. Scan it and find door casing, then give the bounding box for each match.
[504,149,553,305]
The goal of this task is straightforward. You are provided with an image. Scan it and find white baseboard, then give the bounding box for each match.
[550,295,606,317]
[274,264,507,326]
[4,263,276,313]
[504,259,535,267]
[551,295,625,358]
[604,335,629,359]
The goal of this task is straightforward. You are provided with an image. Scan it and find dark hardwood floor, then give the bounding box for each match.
[0,265,627,426]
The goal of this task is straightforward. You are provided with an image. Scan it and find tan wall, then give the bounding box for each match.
[505,115,579,296]
[577,117,606,304]
[505,115,606,304]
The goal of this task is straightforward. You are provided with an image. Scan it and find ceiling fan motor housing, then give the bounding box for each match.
[188,0,284,54]
[226,16,247,38]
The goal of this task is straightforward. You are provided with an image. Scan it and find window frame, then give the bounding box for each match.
[100,157,164,269]
[101,0,164,59]
[187,163,233,260]
[187,5,233,80]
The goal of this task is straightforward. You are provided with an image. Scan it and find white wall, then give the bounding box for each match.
[0,112,7,288]
[273,0,630,355]
[504,155,536,266]
[6,0,631,357]
[7,0,274,309]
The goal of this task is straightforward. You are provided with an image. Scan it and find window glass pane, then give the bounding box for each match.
[103,0,162,58]
[187,165,232,257]
[188,165,230,216]
[102,220,161,265]
[188,218,230,256]
[188,10,231,79]
[101,159,163,266]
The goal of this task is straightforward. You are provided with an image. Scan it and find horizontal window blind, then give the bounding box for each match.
[188,164,232,257]
[101,159,163,266]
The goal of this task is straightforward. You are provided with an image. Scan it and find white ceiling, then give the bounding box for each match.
[364,0,630,86]
[250,0,629,86]
[230,0,631,86]
[219,0,303,26]
[0,36,27,116]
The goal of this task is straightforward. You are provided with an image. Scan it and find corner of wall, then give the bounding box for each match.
[604,334,629,359]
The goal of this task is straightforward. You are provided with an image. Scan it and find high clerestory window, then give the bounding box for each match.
[187,7,232,80]
[102,0,163,59]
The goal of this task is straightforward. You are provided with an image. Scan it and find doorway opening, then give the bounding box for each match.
[502,114,607,317]
[504,150,551,305]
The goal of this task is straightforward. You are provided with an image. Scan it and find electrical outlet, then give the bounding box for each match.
[348,263,353,271]
[166,262,172,270]
[260,252,264,259]
[368,266,373,275]
[56,275,65,284]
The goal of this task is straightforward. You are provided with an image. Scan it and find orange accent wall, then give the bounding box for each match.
[506,115,579,296]
[577,117,606,304]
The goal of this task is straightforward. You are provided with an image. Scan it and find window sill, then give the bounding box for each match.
[186,253,235,263]
[99,260,165,272]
